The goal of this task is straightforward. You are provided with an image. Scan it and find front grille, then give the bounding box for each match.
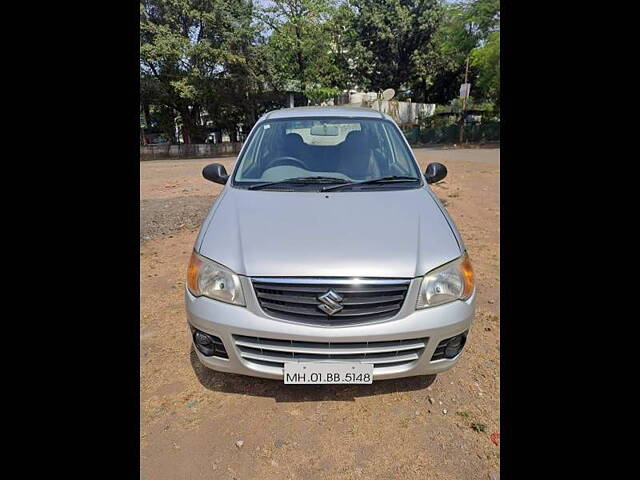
[233,335,427,369]
[251,278,411,325]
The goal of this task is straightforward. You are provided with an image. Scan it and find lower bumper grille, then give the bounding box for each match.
[233,335,427,369]
[431,340,449,361]
[206,335,228,358]
[251,278,411,325]
[431,331,467,361]
[190,327,229,358]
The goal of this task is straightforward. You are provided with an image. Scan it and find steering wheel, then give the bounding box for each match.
[268,156,307,169]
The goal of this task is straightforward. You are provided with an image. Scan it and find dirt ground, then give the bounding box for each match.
[140,147,500,479]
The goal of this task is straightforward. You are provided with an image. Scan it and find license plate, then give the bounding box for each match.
[283,362,374,384]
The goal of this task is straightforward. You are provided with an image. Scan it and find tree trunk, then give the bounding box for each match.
[295,23,305,93]
[179,109,195,144]
[247,91,257,127]
[143,103,151,129]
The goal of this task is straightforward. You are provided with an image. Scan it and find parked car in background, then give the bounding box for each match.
[150,135,170,144]
[186,106,475,384]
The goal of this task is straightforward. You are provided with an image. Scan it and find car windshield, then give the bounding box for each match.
[232,117,421,190]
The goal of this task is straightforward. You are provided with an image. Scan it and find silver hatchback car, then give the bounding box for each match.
[186,107,475,384]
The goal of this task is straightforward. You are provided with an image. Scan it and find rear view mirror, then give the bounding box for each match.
[310,124,339,136]
[202,163,229,185]
[424,162,447,184]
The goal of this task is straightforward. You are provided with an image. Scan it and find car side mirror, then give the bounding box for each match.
[424,162,447,184]
[202,163,229,185]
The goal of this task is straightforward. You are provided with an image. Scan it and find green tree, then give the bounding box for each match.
[345,0,444,100]
[258,0,345,103]
[139,0,500,140]
[324,3,361,90]
[420,0,499,105]
[415,1,475,103]
[467,0,500,38]
[140,0,258,142]
[470,30,499,111]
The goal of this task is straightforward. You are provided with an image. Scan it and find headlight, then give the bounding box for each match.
[187,251,245,306]
[416,252,474,309]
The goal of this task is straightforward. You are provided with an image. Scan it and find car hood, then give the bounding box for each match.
[197,187,461,278]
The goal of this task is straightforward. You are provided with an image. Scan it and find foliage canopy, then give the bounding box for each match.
[140,0,500,142]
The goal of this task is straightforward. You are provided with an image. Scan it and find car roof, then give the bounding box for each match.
[259,106,392,122]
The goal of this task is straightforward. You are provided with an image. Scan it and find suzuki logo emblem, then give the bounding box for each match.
[317,289,344,315]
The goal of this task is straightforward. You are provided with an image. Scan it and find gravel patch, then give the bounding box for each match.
[140,195,217,242]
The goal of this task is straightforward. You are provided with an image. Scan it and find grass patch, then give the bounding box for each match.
[471,423,487,433]
[448,189,461,198]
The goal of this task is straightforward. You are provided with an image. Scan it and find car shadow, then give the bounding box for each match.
[190,349,437,402]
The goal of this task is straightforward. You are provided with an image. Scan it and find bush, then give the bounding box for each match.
[464,121,500,142]
[405,120,500,145]
[409,99,500,145]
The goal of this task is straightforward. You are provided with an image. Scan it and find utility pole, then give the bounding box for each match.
[459,57,469,144]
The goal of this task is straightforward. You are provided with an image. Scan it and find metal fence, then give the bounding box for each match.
[140,142,243,160]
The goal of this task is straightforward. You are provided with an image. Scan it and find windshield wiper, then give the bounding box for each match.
[247,176,349,190]
[320,175,421,191]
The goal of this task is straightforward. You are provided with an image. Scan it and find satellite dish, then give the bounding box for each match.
[382,88,396,101]
[349,92,363,104]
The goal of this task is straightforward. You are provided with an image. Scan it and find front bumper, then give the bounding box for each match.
[185,277,475,381]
